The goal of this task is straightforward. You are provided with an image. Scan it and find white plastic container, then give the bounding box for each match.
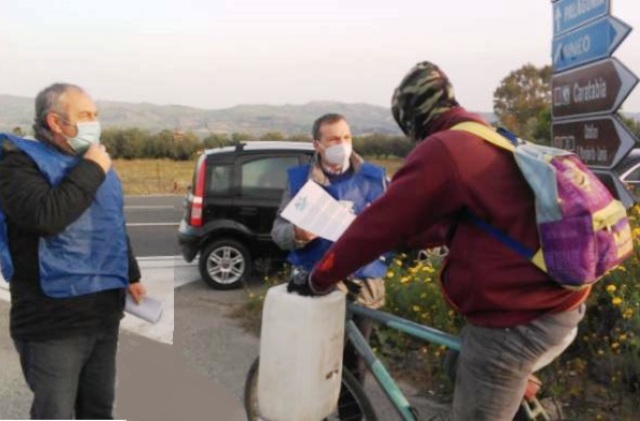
[257,283,346,421]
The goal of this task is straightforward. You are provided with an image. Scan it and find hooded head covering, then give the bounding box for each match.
[391,61,459,141]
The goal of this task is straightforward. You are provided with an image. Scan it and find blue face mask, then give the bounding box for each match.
[63,121,101,154]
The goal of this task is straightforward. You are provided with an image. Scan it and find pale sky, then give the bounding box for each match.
[2,0,639,113]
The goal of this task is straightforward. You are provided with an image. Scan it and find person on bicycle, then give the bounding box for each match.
[272,113,388,419]
[306,62,589,420]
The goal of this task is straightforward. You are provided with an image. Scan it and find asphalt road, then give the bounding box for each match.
[127,195,257,418]
[124,195,184,257]
[0,195,456,420]
[0,194,254,421]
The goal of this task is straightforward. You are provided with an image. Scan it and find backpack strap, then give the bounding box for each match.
[462,209,535,260]
[450,122,519,152]
[452,123,548,270]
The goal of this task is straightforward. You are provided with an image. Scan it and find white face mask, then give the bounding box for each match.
[63,121,102,154]
[321,142,352,171]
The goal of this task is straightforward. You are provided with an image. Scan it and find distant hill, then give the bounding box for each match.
[0,94,497,137]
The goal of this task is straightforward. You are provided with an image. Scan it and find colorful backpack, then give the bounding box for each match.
[451,121,633,290]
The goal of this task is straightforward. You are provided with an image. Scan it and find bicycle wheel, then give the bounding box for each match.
[244,357,378,421]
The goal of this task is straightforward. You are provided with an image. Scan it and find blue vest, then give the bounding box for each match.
[287,162,388,279]
[0,133,129,298]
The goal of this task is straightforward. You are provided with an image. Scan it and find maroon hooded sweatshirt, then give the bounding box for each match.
[310,107,589,328]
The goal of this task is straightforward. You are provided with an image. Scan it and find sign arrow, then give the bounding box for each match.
[552,58,639,119]
[553,0,609,36]
[592,169,636,209]
[552,15,632,72]
[552,115,638,169]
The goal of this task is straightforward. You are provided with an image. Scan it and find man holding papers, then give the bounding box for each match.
[272,113,388,420]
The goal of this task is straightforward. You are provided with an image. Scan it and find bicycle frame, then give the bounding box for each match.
[346,302,461,420]
[346,302,550,421]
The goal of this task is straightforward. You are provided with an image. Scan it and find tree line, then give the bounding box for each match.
[102,128,413,160]
[10,125,413,160]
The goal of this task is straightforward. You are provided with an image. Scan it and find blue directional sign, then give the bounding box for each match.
[553,0,609,36]
[552,16,631,72]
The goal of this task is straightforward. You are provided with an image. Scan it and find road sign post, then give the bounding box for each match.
[552,16,631,72]
[551,1,637,206]
[552,116,637,169]
[552,58,638,119]
[553,0,610,36]
[592,169,636,209]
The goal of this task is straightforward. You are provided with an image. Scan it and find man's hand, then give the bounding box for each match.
[84,143,112,173]
[341,278,362,302]
[294,226,317,243]
[287,268,315,296]
[128,282,147,304]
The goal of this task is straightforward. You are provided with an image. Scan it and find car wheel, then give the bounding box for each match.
[199,239,251,289]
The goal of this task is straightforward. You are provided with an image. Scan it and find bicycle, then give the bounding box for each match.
[244,299,551,421]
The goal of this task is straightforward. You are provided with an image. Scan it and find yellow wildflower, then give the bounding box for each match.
[611,342,620,350]
[612,297,623,306]
[619,334,627,342]
[386,271,395,278]
[606,284,616,293]
[400,276,411,284]
[412,305,421,312]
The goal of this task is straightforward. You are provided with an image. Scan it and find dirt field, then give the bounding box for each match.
[113,159,195,195]
[114,157,405,195]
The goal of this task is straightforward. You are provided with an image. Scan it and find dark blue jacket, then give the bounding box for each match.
[286,162,388,278]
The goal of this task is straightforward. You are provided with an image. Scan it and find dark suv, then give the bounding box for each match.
[178,141,315,289]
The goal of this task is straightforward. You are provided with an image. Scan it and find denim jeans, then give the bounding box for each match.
[444,304,585,421]
[13,324,120,420]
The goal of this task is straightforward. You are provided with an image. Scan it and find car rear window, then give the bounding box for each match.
[241,156,299,196]
[207,164,232,195]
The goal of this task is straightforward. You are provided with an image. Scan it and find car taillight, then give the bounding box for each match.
[190,158,207,227]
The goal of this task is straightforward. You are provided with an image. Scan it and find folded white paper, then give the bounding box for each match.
[125,294,163,324]
[280,180,356,241]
